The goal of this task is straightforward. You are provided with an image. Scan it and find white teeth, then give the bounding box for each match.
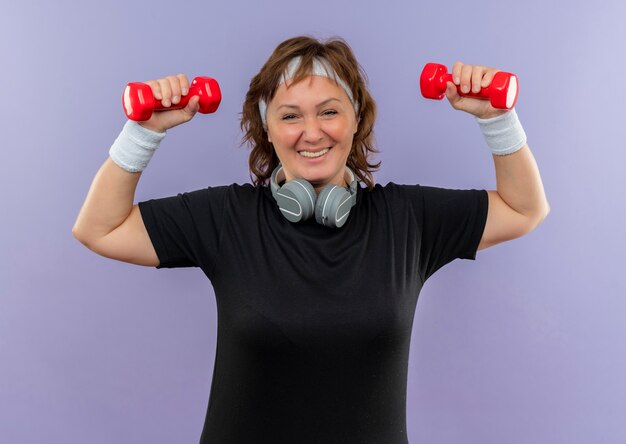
[299,148,330,158]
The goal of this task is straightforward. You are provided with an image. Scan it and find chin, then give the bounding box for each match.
[301,165,343,187]
[282,147,349,185]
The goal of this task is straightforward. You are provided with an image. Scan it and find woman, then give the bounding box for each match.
[73,36,549,443]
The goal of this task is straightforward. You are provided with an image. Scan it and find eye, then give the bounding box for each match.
[322,110,338,117]
[281,114,298,121]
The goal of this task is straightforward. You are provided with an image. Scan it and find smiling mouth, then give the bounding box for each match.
[298,147,331,158]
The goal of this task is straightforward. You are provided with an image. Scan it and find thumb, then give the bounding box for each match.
[184,95,201,116]
[444,81,459,102]
[444,81,467,111]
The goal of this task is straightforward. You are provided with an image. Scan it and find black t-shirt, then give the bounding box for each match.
[138,183,488,443]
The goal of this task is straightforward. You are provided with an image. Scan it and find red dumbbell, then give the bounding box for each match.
[420,63,519,110]
[122,77,222,121]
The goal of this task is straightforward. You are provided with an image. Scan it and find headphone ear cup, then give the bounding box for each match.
[315,185,353,228]
[275,179,316,222]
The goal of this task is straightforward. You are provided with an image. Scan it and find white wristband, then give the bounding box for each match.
[109,121,166,172]
[476,108,527,156]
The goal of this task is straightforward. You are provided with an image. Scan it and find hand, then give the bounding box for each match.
[445,62,509,120]
[139,74,200,133]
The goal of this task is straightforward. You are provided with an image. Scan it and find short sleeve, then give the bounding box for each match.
[138,186,228,271]
[417,186,488,281]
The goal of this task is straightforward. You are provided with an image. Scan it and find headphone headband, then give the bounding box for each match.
[270,165,358,227]
[270,166,357,199]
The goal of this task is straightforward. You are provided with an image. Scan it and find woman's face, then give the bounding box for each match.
[265,76,358,193]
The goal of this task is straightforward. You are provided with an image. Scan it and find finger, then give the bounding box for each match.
[460,64,473,94]
[146,80,162,101]
[471,66,486,93]
[167,75,182,105]
[158,78,173,107]
[451,61,463,85]
[177,73,190,96]
[481,68,500,88]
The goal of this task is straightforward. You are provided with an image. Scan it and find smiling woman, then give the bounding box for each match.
[265,76,358,192]
[72,34,548,443]
[242,37,380,190]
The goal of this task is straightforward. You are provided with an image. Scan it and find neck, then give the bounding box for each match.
[313,179,348,195]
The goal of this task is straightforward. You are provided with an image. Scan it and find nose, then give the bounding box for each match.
[302,116,324,144]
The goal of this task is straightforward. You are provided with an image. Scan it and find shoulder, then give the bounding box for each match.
[359,182,486,215]
[188,184,275,218]
[360,182,421,194]
[359,182,424,203]
[354,183,426,222]
[221,183,271,205]
[179,183,264,201]
[139,183,265,214]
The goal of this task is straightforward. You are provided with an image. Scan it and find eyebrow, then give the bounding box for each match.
[276,98,341,111]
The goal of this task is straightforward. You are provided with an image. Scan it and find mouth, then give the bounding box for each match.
[298,146,332,158]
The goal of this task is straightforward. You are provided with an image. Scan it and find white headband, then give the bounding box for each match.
[258,56,359,128]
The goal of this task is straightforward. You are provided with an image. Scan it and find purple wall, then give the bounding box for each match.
[2,0,625,442]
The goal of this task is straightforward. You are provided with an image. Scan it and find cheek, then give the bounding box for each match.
[332,123,356,146]
[273,126,302,144]
[268,127,294,147]
[337,127,354,149]
[270,117,356,146]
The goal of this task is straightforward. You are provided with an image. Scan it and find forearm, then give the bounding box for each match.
[72,158,141,242]
[492,144,550,221]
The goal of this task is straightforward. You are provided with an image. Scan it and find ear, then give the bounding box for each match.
[267,127,272,143]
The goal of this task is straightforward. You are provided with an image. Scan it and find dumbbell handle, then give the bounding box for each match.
[152,89,194,110]
[123,77,221,121]
[420,63,519,110]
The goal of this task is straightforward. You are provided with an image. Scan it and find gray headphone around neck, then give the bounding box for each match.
[270,165,358,228]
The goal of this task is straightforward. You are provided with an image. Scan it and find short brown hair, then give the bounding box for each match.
[240,35,380,189]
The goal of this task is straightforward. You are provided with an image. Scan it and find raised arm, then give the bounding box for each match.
[72,74,200,266]
[478,146,549,250]
[444,62,550,251]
